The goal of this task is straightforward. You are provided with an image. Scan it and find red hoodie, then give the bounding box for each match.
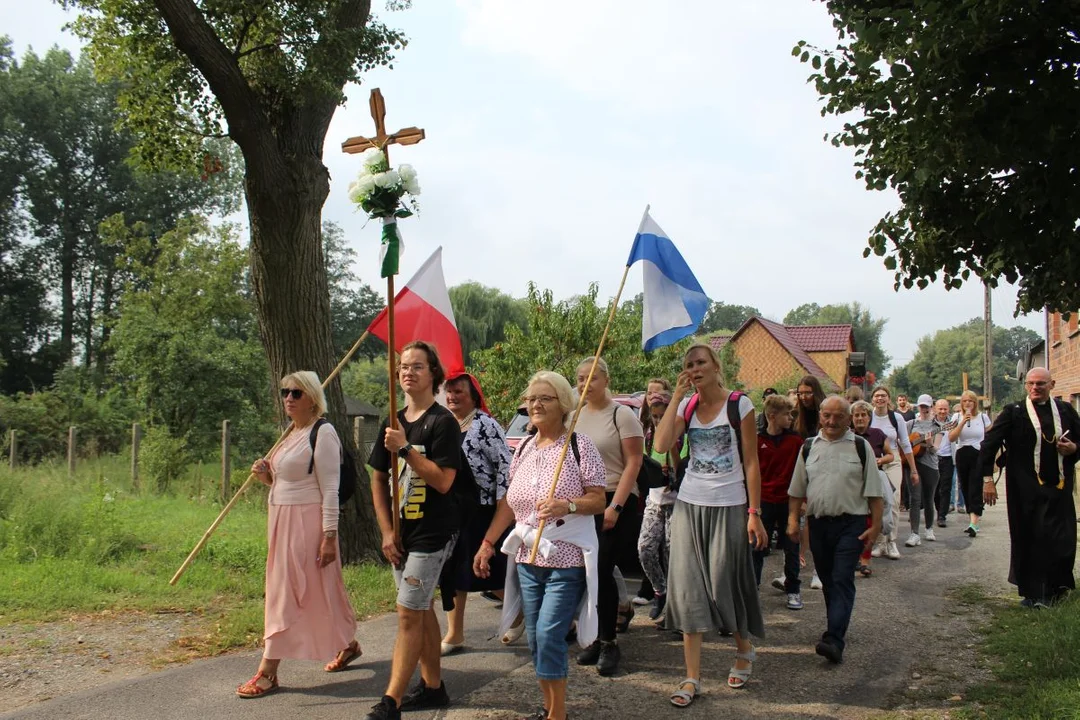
[757,429,804,504]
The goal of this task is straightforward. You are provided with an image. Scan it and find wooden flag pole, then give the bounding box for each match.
[387,274,401,540]
[527,263,633,564]
[170,330,371,585]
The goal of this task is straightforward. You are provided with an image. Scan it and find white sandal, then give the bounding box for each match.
[727,646,756,689]
[501,618,525,644]
[669,677,699,707]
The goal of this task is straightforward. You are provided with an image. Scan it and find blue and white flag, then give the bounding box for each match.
[626,207,709,352]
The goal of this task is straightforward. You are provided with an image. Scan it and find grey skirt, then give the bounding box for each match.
[664,500,765,638]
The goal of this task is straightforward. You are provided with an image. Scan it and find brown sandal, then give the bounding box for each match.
[324,641,362,672]
[236,671,279,698]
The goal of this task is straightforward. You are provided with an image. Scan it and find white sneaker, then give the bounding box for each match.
[870,541,884,558]
[810,572,822,590]
[770,576,786,592]
[923,528,936,542]
[886,541,901,559]
[905,533,922,547]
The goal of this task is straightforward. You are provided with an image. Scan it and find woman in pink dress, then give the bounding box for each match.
[236,371,359,698]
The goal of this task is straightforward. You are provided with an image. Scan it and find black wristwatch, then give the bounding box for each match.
[397,444,413,459]
[611,503,624,514]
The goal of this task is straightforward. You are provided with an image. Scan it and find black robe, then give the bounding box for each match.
[978,399,1080,601]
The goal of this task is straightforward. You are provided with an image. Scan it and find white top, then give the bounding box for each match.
[938,428,953,458]
[952,412,992,449]
[675,393,754,507]
[268,421,341,531]
[870,410,913,456]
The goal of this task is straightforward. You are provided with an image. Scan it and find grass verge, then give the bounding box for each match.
[0,457,397,659]
[957,585,1080,719]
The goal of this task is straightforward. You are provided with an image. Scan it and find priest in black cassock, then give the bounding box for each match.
[978,367,1080,607]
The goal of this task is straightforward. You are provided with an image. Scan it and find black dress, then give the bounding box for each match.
[978,400,1080,602]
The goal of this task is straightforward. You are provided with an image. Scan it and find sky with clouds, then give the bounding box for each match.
[3,0,1044,371]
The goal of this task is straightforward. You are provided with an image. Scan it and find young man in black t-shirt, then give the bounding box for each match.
[366,341,461,720]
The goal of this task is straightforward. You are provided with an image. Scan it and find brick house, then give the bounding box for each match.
[1047,310,1080,410]
[708,317,854,392]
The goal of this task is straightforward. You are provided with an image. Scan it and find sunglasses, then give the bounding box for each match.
[280,388,304,400]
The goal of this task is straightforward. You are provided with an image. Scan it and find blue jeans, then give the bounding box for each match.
[808,514,866,653]
[752,501,801,593]
[517,564,586,680]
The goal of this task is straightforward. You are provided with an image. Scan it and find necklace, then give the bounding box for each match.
[458,410,477,432]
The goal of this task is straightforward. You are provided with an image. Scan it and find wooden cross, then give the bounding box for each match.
[341,88,425,162]
[945,372,990,409]
[341,88,425,543]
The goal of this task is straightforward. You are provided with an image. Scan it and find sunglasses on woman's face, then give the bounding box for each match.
[280,388,304,400]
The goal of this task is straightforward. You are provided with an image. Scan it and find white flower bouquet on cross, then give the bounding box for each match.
[347,148,421,277]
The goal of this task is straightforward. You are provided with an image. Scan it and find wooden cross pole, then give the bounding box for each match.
[945,372,990,409]
[342,89,425,542]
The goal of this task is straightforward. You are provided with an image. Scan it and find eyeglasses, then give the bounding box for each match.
[1025,380,1049,387]
[280,388,304,400]
[797,391,815,397]
[525,395,558,405]
[399,363,427,374]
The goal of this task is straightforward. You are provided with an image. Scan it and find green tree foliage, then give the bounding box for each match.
[783,302,891,375]
[448,282,528,366]
[701,302,760,335]
[470,284,686,423]
[0,41,240,390]
[323,221,384,362]
[108,218,273,460]
[888,319,1040,408]
[798,2,1080,313]
[60,1,407,557]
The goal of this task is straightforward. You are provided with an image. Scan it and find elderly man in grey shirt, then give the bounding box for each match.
[787,395,883,664]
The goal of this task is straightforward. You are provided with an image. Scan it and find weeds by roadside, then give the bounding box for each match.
[955,585,1080,720]
[0,457,396,656]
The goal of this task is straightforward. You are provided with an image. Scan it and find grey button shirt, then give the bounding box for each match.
[789,430,882,517]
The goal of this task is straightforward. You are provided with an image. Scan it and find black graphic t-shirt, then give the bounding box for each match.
[368,403,461,552]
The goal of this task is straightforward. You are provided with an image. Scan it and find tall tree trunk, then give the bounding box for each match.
[60,229,76,364]
[245,148,382,563]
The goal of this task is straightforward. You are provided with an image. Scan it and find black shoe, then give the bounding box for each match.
[649,593,666,621]
[596,641,621,676]
[616,604,634,633]
[937,517,947,528]
[815,641,843,664]
[399,680,449,710]
[719,627,733,637]
[576,640,601,666]
[365,696,401,720]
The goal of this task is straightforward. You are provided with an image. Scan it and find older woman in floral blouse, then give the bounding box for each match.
[474,370,606,720]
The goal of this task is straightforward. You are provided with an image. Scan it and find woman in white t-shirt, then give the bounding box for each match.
[653,344,766,706]
[948,390,992,537]
[573,356,644,677]
[868,386,919,560]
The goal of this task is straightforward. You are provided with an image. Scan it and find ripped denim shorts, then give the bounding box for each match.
[392,534,458,611]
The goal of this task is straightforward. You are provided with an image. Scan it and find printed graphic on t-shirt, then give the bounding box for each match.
[397,444,428,520]
[688,425,735,475]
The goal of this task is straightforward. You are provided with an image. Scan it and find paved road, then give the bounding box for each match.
[2,500,1016,720]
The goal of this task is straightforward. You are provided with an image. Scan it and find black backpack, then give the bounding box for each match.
[308,418,357,505]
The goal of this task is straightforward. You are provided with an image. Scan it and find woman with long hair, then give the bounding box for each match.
[654,344,766,706]
[948,390,992,537]
[793,375,826,439]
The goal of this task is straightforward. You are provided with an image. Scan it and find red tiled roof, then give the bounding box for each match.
[707,334,732,351]
[731,317,839,390]
[785,324,853,352]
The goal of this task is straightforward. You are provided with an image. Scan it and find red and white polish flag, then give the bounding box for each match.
[367,246,465,377]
